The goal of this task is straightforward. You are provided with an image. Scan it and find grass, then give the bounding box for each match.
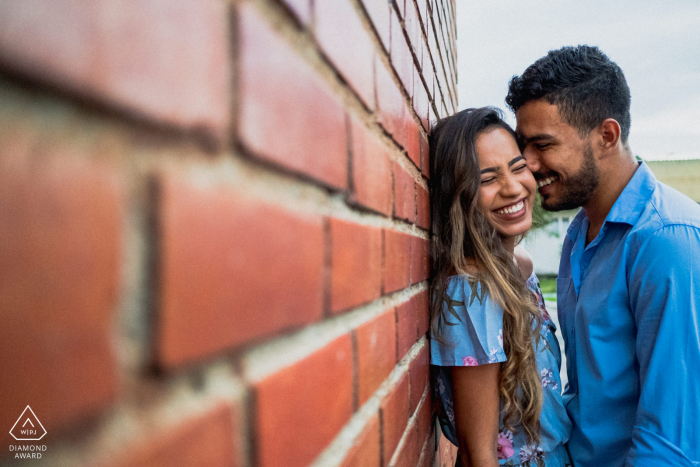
[538,275,557,295]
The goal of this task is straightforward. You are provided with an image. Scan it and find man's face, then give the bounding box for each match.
[515,100,600,211]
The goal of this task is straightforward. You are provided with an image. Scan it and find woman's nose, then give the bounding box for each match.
[500,174,522,197]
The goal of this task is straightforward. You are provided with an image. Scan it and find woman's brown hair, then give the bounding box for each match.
[429,107,543,443]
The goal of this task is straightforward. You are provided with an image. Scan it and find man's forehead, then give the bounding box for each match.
[515,100,566,138]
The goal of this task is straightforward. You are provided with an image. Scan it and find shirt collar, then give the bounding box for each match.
[603,161,657,226]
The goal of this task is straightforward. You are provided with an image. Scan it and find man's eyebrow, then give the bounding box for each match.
[521,134,555,145]
[480,156,524,175]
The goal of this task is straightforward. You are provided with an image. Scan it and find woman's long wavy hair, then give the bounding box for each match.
[429,107,543,443]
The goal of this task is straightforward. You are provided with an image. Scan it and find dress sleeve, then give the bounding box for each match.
[625,225,700,467]
[430,276,507,367]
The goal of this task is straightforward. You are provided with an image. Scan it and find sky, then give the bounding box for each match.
[455,1,700,161]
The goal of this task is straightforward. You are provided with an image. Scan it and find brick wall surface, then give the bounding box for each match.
[0,0,458,466]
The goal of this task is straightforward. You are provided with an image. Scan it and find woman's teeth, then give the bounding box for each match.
[496,200,524,215]
[537,176,557,188]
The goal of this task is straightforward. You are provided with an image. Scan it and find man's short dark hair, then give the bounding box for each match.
[506,45,631,143]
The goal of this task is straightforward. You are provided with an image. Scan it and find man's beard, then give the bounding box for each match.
[541,145,600,211]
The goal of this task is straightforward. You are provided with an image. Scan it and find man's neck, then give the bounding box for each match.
[582,155,639,245]
[583,152,639,245]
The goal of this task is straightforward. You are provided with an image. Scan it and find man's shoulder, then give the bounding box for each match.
[631,181,700,242]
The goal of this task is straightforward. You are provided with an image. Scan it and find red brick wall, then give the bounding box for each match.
[0,0,458,466]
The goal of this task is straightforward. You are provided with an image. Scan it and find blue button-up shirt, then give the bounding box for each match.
[558,162,700,467]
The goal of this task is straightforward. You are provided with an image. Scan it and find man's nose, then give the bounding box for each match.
[523,148,540,173]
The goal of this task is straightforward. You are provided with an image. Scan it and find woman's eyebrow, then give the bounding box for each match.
[480,156,525,175]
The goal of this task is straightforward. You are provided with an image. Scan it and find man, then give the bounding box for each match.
[506,45,700,466]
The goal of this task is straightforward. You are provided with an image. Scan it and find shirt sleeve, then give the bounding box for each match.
[626,224,700,467]
[430,277,507,367]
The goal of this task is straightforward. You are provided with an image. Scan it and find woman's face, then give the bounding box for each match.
[475,127,536,240]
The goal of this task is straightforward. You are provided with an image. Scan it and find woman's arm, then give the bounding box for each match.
[450,363,501,467]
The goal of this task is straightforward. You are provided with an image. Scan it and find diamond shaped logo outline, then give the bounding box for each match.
[9,406,46,441]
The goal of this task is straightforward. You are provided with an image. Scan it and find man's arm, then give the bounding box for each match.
[626,224,700,466]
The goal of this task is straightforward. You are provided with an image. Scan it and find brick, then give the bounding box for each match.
[103,404,236,467]
[341,413,381,467]
[282,0,312,24]
[357,309,397,404]
[406,115,421,167]
[414,69,430,131]
[416,394,434,450]
[380,373,409,466]
[331,219,382,314]
[384,229,411,293]
[0,0,230,140]
[403,0,422,55]
[255,335,354,467]
[393,163,415,222]
[316,0,375,108]
[390,9,413,94]
[0,139,122,438]
[389,422,419,467]
[362,0,391,51]
[410,236,429,285]
[376,58,406,148]
[415,290,430,339]
[157,171,324,367]
[350,119,392,216]
[239,4,347,190]
[420,133,430,178]
[416,185,430,229]
[396,299,418,361]
[409,345,429,414]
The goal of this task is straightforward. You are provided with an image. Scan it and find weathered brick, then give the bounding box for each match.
[0,0,230,140]
[380,373,409,466]
[331,219,382,314]
[393,163,415,222]
[350,119,392,216]
[416,185,430,229]
[410,236,429,284]
[406,115,421,168]
[239,4,347,189]
[415,290,430,339]
[157,171,324,367]
[420,132,430,178]
[356,309,397,404]
[376,58,406,148]
[416,394,433,450]
[0,139,122,438]
[396,299,417,361]
[414,69,431,131]
[390,9,413,94]
[403,0,422,56]
[409,345,429,414]
[389,421,419,467]
[102,404,236,467]
[254,335,354,467]
[384,229,411,293]
[361,0,391,51]
[340,413,381,467]
[316,0,375,108]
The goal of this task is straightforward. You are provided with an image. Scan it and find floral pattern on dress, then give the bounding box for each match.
[519,443,546,466]
[463,356,478,366]
[498,429,515,459]
[540,368,558,390]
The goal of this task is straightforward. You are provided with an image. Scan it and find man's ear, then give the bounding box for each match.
[598,118,621,155]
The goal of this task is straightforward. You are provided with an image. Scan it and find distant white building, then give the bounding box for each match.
[523,159,700,275]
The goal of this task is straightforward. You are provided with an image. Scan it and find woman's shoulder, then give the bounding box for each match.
[514,245,534,280]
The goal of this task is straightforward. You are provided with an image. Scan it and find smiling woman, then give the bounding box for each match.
[429,107,572,466]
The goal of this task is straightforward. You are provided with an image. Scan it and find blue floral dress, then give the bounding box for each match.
[430,272,572,466]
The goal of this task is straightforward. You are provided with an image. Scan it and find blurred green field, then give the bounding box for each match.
[538,275,557,296]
